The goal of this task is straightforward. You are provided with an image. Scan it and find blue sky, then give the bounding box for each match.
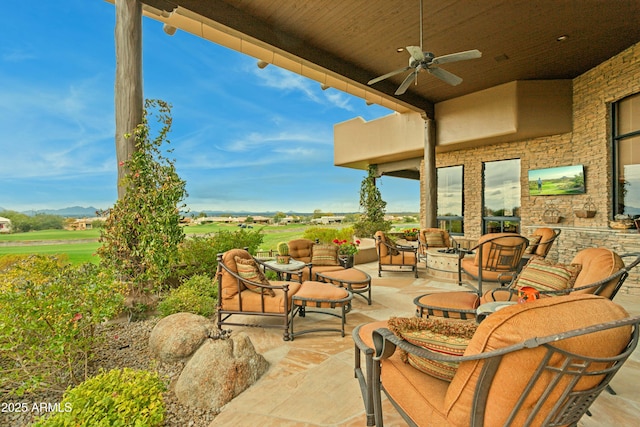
[1,0,420,214]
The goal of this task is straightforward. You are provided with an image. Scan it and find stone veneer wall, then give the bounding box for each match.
[421,41,640,294]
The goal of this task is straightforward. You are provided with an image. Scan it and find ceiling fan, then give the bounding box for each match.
[367,0,482,95]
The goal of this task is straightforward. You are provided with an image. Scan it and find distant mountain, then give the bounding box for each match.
[21,206,103,218]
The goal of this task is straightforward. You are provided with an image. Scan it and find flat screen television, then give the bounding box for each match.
[528,165,585,195]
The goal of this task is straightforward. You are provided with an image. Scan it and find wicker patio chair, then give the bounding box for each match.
[369,295,640,426]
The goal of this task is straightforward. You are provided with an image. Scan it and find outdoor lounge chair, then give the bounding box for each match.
[456,233,529,295]
[288,238,345,282]
[519,227,561,269]
[366,294,640,426]
[417,227,454,263]
[415,248,640,320]
[216,248,303,341]
[375,231,418,278]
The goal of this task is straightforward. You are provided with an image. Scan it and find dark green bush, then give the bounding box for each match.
[158,274,218,317]
[33,368,165,427]
[175,228,264,279]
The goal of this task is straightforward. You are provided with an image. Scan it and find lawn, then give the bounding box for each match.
[0,242,102,264]
[0,223,338,265]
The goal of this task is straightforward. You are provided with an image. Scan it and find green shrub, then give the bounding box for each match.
[158,274,218,317]
[33,368,165,427]
[0,255,125,395]
[174,228,264,279]
[302,226,355,243]
[97,99,187,295]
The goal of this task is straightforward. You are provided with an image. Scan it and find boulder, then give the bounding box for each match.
[174,332,269,410]
[149,312,214,363]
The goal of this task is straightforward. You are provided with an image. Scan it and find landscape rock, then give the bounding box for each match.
[174,332,269,411]
[149,312,214,363]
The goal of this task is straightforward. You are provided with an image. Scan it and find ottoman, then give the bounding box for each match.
[290,281,353,339]
[315,268,373,305]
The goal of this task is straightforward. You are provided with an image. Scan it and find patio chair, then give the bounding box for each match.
[216,248,303,341]
[457,233,529,295]
[288,238,345,282]
[415,249,639,320]
[368,294,640,426]
[375,231,418,278]
[519,227,561,269]
[417,228,454,263]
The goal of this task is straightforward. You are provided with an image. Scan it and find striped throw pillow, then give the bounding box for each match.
[311,244,340,266]
[234,256,275,296]
[424,231,445,247]
[388,316,477,382]
[515,258,582,293]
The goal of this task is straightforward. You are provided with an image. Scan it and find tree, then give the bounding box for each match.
[353,165,391,237]
[273,212,286,223]
[97,99,187,297]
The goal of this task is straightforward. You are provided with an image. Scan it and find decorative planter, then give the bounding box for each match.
[339,255,355,269]
[276,255,291,264]
[574,197,597,218]
[404,235,418,241]
[542,205,561,224]
[609,220,634,230]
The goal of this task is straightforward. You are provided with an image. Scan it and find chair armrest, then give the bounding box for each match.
[372,315,640,363]
[396,244,417,253]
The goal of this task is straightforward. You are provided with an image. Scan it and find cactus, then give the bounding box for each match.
[277,242,289,256]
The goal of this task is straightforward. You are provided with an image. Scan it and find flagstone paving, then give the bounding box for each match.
[209,262,640,427]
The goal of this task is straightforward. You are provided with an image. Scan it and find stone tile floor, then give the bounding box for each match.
[209,262,640,427]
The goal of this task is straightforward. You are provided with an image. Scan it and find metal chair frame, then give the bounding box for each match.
[370,314,640,427]
[458,235,529,295]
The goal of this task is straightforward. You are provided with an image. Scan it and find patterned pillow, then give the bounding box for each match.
[388,316,478,382]
[234,256,275,297]
[311,244,340,266]
[524,235,543,254]
[386,239,400,256]
[514,258,582,293]
[424,231,445,247]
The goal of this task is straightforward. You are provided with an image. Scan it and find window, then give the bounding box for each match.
[613,93,640,217]
[483,159,521,233]
[437,165,464,234]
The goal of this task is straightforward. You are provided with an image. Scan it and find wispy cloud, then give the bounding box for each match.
[250,61,355,112]
[2,48,36,62]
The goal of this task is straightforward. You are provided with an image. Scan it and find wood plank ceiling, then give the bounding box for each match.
[143,0,640,113]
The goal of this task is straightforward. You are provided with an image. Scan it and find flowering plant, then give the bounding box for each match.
[333,238,360,256]
[403,228,419,238]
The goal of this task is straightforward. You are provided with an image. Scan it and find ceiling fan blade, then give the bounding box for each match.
[428,67,463,86]
[368,66,412,85]
[395,70,418,95]
[406,45,425,61]
[432,49,482,65]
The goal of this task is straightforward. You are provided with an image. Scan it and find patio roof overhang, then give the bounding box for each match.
[135,0,640,117]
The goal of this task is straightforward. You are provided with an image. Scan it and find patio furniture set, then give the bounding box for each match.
[356,227,640,426]
[215,239,372,341]
[214,229,640,426]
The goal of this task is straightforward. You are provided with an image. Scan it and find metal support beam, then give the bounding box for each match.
[423,119,437,227]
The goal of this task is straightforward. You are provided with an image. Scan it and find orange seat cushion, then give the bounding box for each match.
[293,281,350,308]
[220,281,302,313]
[416,292,480,319]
